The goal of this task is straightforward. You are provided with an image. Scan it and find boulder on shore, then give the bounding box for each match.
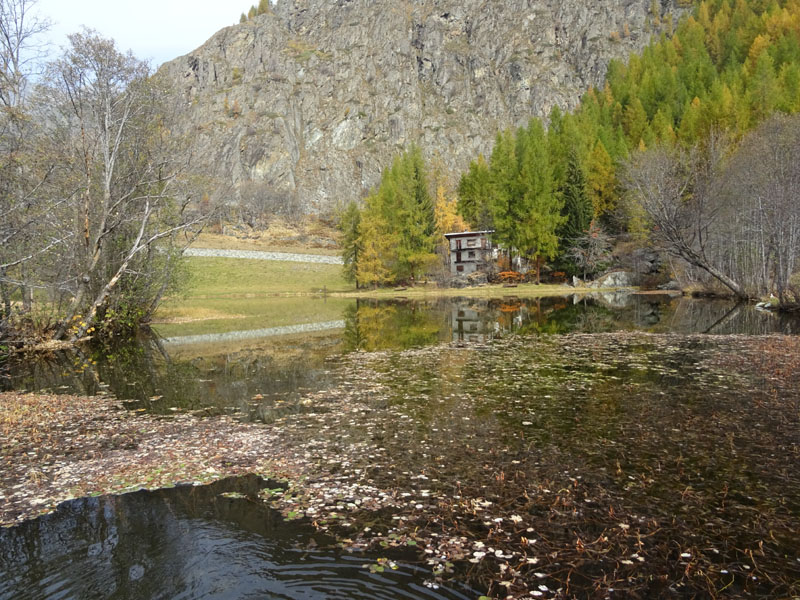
[590,270,636,288]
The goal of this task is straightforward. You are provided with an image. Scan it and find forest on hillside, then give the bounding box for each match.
[343,0,800,304]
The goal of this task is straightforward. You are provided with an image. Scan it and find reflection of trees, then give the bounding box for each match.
[666,298,800,335]
[342,299,445,352]
[2,333,340,418]
[0,493,191,598]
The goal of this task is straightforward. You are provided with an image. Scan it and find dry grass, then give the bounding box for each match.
[191,217,340,256]
[150,307,247,324]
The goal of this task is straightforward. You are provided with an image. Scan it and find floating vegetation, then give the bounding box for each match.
[262,333,800,598]
[2,332,800,598]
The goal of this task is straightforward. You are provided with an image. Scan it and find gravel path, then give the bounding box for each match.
[184,248,343,265]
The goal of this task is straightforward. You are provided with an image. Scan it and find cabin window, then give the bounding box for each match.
[456,265,464,272]
[468,251,475,258]
[466,239,478,247]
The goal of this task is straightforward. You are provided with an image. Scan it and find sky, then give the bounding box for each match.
[34,0,245,67]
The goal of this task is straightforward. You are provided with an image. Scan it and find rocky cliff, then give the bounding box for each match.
[161,0,682,215]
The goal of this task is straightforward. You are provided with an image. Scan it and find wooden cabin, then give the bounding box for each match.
[444,230,495,275]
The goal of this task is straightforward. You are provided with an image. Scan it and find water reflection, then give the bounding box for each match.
[0,476,478,600]
[2,295,798,423]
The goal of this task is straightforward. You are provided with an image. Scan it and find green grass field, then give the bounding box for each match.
[176,257,351,297]
[154,253,615,338]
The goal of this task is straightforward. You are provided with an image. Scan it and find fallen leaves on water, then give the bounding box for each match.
[3,332,800,598]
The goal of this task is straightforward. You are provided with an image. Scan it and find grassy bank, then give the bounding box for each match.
[172,257,350,297]
[337,281,622,299]
[155,256,351,335]
[157,250,629,333]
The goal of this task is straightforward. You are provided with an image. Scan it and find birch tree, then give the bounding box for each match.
[36,30,205,341]
[720,114,800,303]
[620,136,747,298]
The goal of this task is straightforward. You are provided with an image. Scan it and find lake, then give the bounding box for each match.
[2,292,799,598]
[4,293,797,420]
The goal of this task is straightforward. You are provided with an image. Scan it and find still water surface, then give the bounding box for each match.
[0,476,476,600]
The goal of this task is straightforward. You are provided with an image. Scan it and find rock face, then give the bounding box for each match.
[161,0,681,215]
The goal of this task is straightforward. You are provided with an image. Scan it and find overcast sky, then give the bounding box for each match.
[35,0,244,67]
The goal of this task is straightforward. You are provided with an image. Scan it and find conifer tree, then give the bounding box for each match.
[516,120,564,283]
[559,151,593,242]
[339,201,362,287]
[356,209,394,288]
[585,141,617,218]
[457,154,493,230]
[487,129,520,266]
[354,146,438,285]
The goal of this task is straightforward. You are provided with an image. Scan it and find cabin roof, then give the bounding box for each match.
[443,230,495,239]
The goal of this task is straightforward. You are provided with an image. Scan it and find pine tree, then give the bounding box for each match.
[395,145,437,281]
[623,97,650,146]
[355,146,438,285]
[559,150,593,242]
[339,201,362,287]
[516,120,564,283]
[747,51,778,121]
[487,129,520,265]
[356,208,394,288]
[585,140,617,218]
[457,154,493,229]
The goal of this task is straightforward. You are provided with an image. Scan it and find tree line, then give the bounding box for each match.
[1,1,207,348]
[339,146,468,288]
[343,0,800,304]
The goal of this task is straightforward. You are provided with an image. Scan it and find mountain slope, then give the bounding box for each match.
[161,0,683,215]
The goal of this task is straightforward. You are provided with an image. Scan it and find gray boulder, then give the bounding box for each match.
[591,270,636,288]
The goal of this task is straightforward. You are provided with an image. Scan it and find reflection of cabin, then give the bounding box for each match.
[451,301,495,343]
[444,230,495,275]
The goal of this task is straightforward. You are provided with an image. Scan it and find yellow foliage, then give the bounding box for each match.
[586,141,616,218]
[747,34,772,72]
[434,183,468,237]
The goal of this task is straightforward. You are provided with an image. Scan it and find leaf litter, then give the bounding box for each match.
[2,332,800,598]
